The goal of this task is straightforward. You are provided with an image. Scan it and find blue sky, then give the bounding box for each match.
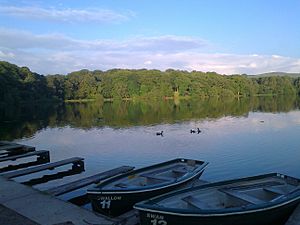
[0,0,299,74]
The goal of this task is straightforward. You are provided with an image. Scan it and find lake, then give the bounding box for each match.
[1,96,300,192]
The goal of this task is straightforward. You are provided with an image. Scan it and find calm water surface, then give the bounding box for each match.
[1,97,300,191]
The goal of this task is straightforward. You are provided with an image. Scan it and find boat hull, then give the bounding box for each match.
[135,173,300,225]
[89,172,203,217]
[138,200,300,225]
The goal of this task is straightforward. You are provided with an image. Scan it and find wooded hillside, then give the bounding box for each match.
[1,61,300,104]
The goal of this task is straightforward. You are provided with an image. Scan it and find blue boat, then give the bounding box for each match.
[134,173,300,225]
[87,158,208,216]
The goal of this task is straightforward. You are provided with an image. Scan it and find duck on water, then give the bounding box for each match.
[190,128,202,134]
[156,131,163,136]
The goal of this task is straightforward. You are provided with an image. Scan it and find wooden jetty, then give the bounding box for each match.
[0,143,34,151]
[0,176,116,225]
[0,143,50,173]
[0,141,138,225]
[47,165,134,196]
[0,150,49,163]
[0,142,35,157]
[2,157,84,179]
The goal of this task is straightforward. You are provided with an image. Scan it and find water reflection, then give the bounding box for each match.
[0,96,299,140]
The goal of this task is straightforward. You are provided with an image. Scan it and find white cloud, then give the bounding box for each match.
[0,29,208,53]
[272,55,282,59]
[0,6,132,23]
[0,28,300,75]
[0,50,14,58]
[144,60,152,65]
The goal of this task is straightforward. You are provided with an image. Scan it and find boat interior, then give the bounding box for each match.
[157,175,300,210]
[101,160,201,190]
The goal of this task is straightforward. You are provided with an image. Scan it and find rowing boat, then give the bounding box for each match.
[134,173,300,225]
[87,158,208,216]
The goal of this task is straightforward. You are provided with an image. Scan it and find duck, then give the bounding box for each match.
[156,131,163,136]
[190,129,196,133]
[197,128,202,134]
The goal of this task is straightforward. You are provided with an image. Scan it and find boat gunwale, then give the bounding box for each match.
[87,158,208,194]
[134,173,300,217]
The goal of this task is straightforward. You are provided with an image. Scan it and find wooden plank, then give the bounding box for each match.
[147,165,179,174]
[0,147,35,158]
[228,181,285,191]
[115,182,128,188]
[0,159,50,174]
[220,189,265,205]
[182,195,212,209]
[22,168,84,186]
[140,173,175,182]
[172,167,188,174]
[0,144,35,152]
[0,177,115,225]
[0,141,11,146]
[2,157,84,179]
[0,144,23,151]
[264,187,286,195]
[0,150,49,163]
[46,166,134,196]
[271,187,300,202]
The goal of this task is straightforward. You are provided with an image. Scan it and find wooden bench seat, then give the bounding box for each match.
[115,182,128,188]
[140,173,175,182]
[2,157,84,179]
[172,167,188,174]
[182,195,212,209]
[220,189,265,205]
[263,187,286,195]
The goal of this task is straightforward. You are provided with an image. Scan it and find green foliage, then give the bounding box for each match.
[1,61,300,105]
[252,76,296,96]
[0,61,52,104]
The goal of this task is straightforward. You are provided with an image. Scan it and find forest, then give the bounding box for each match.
[1,61,300,104]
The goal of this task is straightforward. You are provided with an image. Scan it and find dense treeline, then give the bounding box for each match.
[1,61,300,104]
[0,61,52,104]
[48,69,297,100]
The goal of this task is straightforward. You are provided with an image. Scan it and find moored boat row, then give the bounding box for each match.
[87,158,300,225]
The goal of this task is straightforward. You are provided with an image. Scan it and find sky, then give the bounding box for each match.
[0,0,300,75]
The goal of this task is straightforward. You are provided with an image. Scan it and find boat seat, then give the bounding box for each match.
[141,165,180,176]
[115,183,128,188]
[182,195,212,209]
[172,167,188,174]
[140,173,175,182]
[187,160,196,166]
[229,181,285,191]
[220,189,265,205]
[270,187,300,202]
[289,187,300,194]
[263,187,286,195]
